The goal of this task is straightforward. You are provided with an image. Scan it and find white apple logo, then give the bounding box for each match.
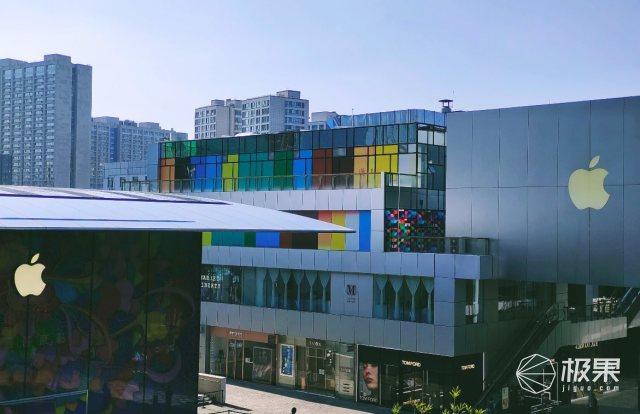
[568,155,610,210]
[14,253,46,297]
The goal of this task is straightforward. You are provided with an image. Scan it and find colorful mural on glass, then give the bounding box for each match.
[0,231,200,413]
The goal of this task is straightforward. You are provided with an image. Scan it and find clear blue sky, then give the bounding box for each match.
[1,0,639,136]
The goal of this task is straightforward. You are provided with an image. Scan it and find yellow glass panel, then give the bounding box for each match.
[376,145,384,154]
[354,147,368,156]
[331,212,346,250]
[390,154,398,173]
[367,155,377,187]
[384,144,398,154]
[354,157,368,188]
[318,212,332,250]
[227,154,239,162]
[202,232,212,246]
[375,155,390,173]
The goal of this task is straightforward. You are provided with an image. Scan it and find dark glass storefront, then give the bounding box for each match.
[207,328,355,399]
[357,346,483,410]
[0,230,201,413]
[208,327,277,384]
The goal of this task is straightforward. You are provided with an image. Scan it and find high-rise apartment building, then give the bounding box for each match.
[242,90,308,133]
[194,90,308,139]
[194,99,242,139]
[0,54,92,187]
[91,116,186,188]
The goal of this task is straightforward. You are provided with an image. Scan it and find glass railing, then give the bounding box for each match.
[384,172,433,188]
[114,172,441,193]
[115,173,389,193]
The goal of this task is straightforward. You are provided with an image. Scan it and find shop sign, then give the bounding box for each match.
[211,327,271,343]
[461,363,475,371]
[306,338,325,348]
[575,341,598,350]
[401,359,421,368]
[345,284,357,303]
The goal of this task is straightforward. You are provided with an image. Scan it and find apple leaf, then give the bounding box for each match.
[589,156,599,169]
[31,253,39,264]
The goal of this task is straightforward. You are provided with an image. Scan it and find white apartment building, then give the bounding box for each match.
[194,90,308,139]
[194,99,242,139]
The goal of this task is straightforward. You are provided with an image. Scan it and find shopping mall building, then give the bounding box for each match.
[126,98,640,411]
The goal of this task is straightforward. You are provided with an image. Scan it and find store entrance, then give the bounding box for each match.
[400,365,425,403]
[307,346,327,391]
[227,339,244,380]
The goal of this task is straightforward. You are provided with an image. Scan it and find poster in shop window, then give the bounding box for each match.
[280,344,294,377]
[358,361,379,404]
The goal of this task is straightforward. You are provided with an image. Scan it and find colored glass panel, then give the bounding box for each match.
[317,211,332,250]
[330,211,346,250]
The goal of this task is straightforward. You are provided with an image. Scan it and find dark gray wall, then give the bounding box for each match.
[446,96,640,287]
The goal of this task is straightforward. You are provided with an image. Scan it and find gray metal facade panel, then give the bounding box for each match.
[444,188,471,237]
[471,188,499,239]
[472,110,500,188]
[557,187,590,283]
[528,105,559,187]
[589,185,624,286]
[623,97,640,185]
[526,187,558,282]
[446,111,473,188]
[498,107,528,188]
[624,185,640,286]
[497,187,527,280]
[590,98,624,186]
[557,101,591,187]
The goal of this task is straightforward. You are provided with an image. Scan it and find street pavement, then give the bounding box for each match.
[198,380,391,414]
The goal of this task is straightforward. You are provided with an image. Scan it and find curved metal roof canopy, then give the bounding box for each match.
[0,186,352,233]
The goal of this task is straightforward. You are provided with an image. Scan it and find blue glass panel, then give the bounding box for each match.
[381,111,394,125]
[359,211,371,251]
[366,113,380,126]
[256,232,280,247]
[293,159,306,189]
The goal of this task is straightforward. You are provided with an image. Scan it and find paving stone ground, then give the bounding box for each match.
[198,380,390,414]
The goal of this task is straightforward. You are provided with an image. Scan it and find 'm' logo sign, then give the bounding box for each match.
[346,284,357,297]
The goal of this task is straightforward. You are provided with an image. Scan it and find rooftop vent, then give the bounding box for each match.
[439,99,453,113]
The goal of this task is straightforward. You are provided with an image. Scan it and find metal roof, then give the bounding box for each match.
[0,186,352,232]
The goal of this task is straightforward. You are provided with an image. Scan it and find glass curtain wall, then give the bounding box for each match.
[158,123,445,193]
[201,265,331,313]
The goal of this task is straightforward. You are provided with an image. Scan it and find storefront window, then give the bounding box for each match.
[373,275,434,323]
[357,346,483,409]
[202,265,331,313]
